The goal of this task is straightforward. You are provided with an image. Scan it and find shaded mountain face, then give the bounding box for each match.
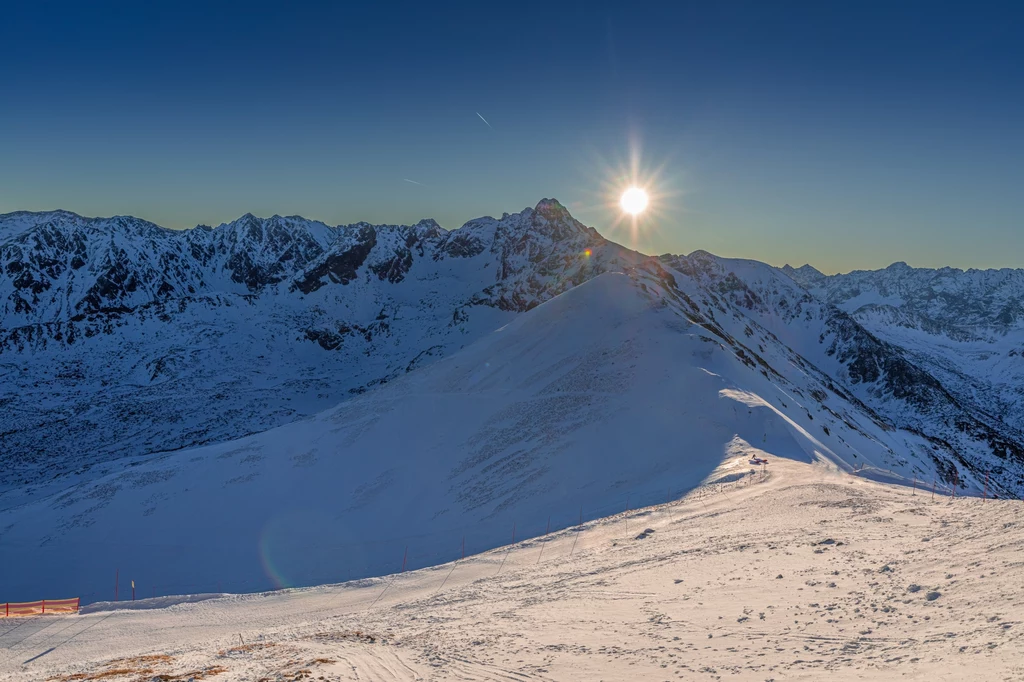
[785,263,1024,438]
[2,202,1023,506]
[0,201,644,493]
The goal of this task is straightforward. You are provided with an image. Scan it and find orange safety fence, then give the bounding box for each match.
[2,597,80,617]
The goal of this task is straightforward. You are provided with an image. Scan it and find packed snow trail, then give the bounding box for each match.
[4,457,1022,681]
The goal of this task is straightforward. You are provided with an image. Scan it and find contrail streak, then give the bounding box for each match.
[403,179,424,186]
[476,112,492,129]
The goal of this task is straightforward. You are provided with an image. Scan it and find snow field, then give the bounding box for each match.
[4,457,1022,681]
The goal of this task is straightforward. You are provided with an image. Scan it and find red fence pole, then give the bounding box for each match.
[41,600,45,615]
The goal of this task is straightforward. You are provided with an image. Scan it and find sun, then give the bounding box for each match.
[580,137,679,249]
[620,187,649,215]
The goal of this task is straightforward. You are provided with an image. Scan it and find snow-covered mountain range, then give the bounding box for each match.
[785,262,1024,437]
[0,201,640,496]
[2,200,1023,601]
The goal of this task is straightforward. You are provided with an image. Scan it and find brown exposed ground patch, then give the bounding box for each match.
[310,629,382,644]
[46,654,225,682]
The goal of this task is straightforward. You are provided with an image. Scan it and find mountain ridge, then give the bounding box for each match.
[2,201,1022,506]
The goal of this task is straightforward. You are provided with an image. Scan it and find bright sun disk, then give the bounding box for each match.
[620,187,649,215]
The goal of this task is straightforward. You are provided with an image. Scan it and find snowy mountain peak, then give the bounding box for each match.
[781,263,826,279]
[533,197,568,216]
[412,217,443,232]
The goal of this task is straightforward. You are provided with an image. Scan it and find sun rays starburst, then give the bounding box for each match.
[574,135,683,251]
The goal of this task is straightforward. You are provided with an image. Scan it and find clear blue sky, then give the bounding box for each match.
[2,1,1022,273]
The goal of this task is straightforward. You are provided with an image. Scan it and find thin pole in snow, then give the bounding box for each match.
[368,576,396,610]
[436,537,463,594]
[537,516,550,564]
[496,522,515,576]
[436,561,458,594]
[369,545,407,610]
[569,506,583,557]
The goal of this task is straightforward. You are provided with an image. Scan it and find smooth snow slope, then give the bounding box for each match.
[0,272,924,603]
[4,458,1022,682]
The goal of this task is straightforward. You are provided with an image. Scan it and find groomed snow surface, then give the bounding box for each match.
[3,458,1022,681]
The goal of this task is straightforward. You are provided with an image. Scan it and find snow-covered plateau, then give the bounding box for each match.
[1,200,1023,679]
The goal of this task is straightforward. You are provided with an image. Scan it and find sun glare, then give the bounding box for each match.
[582,137,678,249]
[620,187,649,215]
